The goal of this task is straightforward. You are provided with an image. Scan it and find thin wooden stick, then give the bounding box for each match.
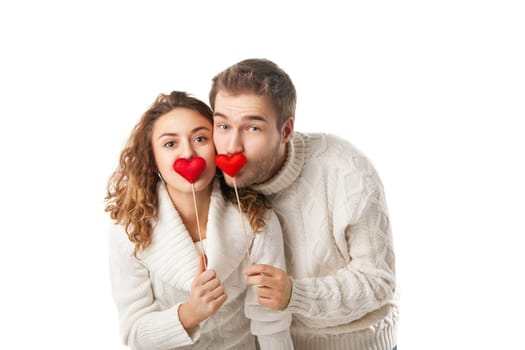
[191,183,207,269]
[232,177,252,264]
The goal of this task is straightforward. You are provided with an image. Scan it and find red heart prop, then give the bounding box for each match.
[215,153,247,177]
[173,157,206,184]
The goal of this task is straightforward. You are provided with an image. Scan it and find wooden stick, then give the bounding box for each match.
[232,177,252,264]
[191,183,207,269]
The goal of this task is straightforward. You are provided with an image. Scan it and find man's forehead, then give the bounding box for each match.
[214,92,276,119]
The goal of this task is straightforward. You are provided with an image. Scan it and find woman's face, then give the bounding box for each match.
[151,107,215,194]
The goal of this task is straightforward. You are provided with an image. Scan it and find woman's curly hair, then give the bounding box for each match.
[105,91,270,256]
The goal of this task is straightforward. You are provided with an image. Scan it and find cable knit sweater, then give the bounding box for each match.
[108,179,293,350]
[252,132,398,350]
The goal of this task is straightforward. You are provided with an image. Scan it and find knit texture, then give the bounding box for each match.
[108,179,293,350]
[253,132,398,350]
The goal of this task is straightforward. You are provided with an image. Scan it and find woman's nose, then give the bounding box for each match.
[180,141,196,159]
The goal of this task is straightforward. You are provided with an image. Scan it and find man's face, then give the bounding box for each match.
[213,91,292,187]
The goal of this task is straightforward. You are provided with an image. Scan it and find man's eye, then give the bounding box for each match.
[217,124,228,130]
[248,126,261,132]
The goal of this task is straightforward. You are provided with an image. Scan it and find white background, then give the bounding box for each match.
[1,1,524,349]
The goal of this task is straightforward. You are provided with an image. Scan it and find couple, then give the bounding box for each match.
[105,59,398,350]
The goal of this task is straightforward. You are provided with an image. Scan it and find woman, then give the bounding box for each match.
[105,91,293,350]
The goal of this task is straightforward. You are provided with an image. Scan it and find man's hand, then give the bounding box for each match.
[244,264,292,311]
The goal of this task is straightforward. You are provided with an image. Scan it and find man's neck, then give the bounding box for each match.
[262,142,288,183]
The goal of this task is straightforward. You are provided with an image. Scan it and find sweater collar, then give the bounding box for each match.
[138,179,250,292]
[252,132,306,195]
[206,181,252,283]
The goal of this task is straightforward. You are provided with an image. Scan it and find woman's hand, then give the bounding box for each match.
[178,254,227,331]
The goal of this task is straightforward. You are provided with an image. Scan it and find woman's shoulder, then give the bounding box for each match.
[107,221,135,259]
[250,209,286,268]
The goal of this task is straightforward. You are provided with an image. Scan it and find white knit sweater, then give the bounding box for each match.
[108,180,293,350]
[252,133,399,350]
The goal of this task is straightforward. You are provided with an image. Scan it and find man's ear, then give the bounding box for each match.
[281,116,295,143]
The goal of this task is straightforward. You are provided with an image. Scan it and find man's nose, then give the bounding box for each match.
[226,130,244,155]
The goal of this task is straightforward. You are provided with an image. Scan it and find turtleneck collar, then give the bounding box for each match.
[252,132,306,195]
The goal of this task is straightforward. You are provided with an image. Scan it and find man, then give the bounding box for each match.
[210,58,398,350]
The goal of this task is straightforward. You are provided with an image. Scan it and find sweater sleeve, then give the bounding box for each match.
[108,226,199,350]
[286,159,396,327]
[245,211,294,350]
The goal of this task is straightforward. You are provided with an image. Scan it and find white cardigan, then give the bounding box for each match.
[108,180,293,350]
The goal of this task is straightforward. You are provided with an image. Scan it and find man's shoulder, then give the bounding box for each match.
[298,131,367,161]
[296,132,383,193]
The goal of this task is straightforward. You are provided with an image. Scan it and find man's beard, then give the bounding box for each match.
[226,141,281,188]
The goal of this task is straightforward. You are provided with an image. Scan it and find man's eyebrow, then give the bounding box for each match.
[245,115,268,123]
[213,113,268,123]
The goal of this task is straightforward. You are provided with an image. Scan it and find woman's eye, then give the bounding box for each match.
[194,136,207,143]
[164,141,175,148]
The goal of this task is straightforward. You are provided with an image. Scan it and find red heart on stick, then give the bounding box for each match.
[215,153,247,177]
[173,157,207,184]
